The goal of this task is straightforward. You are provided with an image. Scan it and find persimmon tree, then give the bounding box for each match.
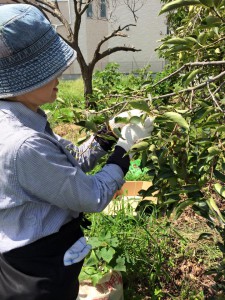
[78,0,225,283]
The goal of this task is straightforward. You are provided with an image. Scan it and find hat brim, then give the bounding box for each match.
[0,34,76,98]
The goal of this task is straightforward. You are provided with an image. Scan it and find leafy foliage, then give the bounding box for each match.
[80,0,225,287]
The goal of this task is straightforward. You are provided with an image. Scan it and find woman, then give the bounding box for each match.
[0,4,153,300]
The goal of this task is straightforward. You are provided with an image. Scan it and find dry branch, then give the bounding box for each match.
[153,61,225,88]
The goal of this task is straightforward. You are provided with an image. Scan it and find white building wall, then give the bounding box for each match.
[107,0,166,73]
[1,0,166,75]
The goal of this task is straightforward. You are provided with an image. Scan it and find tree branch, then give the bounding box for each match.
[94,24,136,55]
[80,0,93,16]
[153,61,225,87]
[90,24,138,66]
[153,70,225,100]
[93,46,141,64]
[206,82,224,113]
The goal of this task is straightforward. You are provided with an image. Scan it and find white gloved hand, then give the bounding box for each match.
[63,237,91,266]
[109,109,146,133]
[116,116,154,154]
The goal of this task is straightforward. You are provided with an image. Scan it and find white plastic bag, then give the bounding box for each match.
[77,271,124,300]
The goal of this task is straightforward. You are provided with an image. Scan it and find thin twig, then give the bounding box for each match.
[152,61,225,87]
[206,82,224,113]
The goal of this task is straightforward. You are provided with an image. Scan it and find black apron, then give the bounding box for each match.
[0,215,85,300]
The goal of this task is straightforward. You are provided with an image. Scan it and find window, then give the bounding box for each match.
[100,0,106,18]
[86,3,93,18]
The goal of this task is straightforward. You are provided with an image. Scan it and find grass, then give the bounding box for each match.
[82,198,223,299]
[42,78,85,127]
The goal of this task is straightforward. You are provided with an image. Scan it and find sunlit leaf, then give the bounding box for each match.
[159,0,201,14]
[184,69,201,86]
[207,146,221,155]
[114,256,126,272]
[214,183,225,198]
[100,247,115,263]
[130,141,149,152]
[164,37,189,45]
[206,197,225,223]
[163,112,189,130]
[130,100,150,112]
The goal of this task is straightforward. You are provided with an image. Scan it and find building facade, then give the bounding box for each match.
[1,0,167,77]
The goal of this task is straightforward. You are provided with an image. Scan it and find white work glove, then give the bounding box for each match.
[108,109,146,134]
[116,116,154,154]
[63,237,91,266]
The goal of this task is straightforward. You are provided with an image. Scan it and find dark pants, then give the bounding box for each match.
[0,217,84,300]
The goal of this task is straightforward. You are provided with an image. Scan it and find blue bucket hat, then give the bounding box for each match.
[0,4,76,98]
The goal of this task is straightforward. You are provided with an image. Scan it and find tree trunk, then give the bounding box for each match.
[82,65,97,109]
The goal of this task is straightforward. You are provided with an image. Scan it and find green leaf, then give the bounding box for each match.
[184,69,201,86]
[85,250,99,266]
[130,116,142,125]
[202,16,222,27]
[214,183,225,198]
[77,120,97,132]
[114,116,129,124]
[165,185,200,195]
[130,141,149,152]
[207,197,225,223]
[88,237,104,249]
[207,146,221,155]
[164,37,189,45]
[198,32,208,45]
[184,37,200,44]
[92,273,104,286]
[100,247,115,263]
[214,170,225,182]
[159,0,201,14]
[175,200,194,218]
[108,237,119,248]
[114,256,126,272]
[163,112,189,130]
[167,45,191,53]
[216,125,225,132]
[130,100,150,113]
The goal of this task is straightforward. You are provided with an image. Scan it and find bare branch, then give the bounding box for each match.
[92,45,141,65]
[95,24,136,53]
[206,82,224,113]
[153,61,225,87]
[153,70,225,99]
[90,69,225,114]
[80,0,93,16]
[91,24,137,66]
[123,0,146,22]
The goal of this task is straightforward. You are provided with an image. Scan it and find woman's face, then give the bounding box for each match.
[12,78,59,112]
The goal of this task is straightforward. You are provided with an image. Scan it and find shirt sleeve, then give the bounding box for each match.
[16,134,125,213]
[54,134,107,173]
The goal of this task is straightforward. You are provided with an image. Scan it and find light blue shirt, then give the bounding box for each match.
[0,101,124,252]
